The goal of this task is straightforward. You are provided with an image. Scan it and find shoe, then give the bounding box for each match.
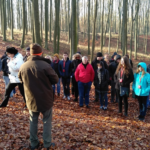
[73,98,78,102]
[67,96,70,100]
[100,106,103,109]
[0,105,7,108]
[31,143,39,150]
[118,111,122,113]
[58,93,60,96]
[139,117,145,121]
[63,96,66,99]
[80,105,83,107]
[86,105,90,108]
[46,143,56,150]
[103,107,107,110]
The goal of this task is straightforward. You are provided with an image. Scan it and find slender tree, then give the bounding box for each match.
[88,0,90,55]
[45,0,48,49]
[10,0,14,40]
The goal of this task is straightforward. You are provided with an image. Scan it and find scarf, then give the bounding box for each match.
[97,69,101,84]
[53,59,59,64]
[63,60,66,72]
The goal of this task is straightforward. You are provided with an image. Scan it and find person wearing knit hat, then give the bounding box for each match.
[91,52,108,102]
[18,43,58,149]
[23,47,31,62]
[52,53,61,96]
[0,47,26,108]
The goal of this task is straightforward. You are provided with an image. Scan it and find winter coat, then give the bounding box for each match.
[7,53,24,83]
[58,58,72,78]
[52,60,60,78]
[91,58,108,71]
[75,63,95,83]
[109,61,119,81]
[114,67,134,91]
[129,59,133,68]
[71,53,82,76]
[1,57,9,76]
[94,65,109,92]
[18,55,59,112]
[132,62,150,96]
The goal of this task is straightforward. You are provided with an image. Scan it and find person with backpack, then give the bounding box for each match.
[18,43,58,149]
[132,62,150,121]
[0,47,26,107]
[71,52,82,101]
[94,61,109,110]
[114,56,134,116]
[75,56,95,108]
[109,55,121,103]
[52,53,60,96]
[58,52,72,100]
[91,52,108,102]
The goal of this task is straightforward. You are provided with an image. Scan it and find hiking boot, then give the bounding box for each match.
[58,93,60,97]
[100,106,103,109]
[46,143,56,150]
[86,105,90,108]
[63,96,66,99]
[67,96,70,101]
[103,107,107,110]
[31,143,39,150]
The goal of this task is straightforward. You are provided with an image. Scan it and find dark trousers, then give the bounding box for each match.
[72,76,79,99]
[137,96,147,119]
[111,80,118,102]
[0,83,26,107]
[116,90,128,114]
[95,86,99,101]
[62,78,70,97]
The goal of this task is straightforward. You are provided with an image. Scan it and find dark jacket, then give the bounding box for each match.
[114,68,134,91]
[58,58,72,78]
[91,58,108,71]
[52,60,60,78]
[18,56,59,112]
[109,61,119,81]
[94,62,109,92]
[1,57,9,76]
[23,55,28,62]
[71,53,82,76]
[129,59,133,68]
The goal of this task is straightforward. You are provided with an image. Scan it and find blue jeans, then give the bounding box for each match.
[99,92,108,107]
[147,93,150,107]
[78,81,92,106]
[3,76,13,97]
[52,78,60,94]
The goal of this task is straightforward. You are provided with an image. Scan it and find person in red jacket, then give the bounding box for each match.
[75,56,95,108]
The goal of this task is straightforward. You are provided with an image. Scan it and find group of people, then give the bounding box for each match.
[0,44,150,149]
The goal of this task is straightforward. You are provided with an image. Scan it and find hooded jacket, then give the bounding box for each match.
[7,53,24,83]
[71,53,82,76]
[94,62,109,92]
[91,58,108,71]
[18,56,59,112]
[132,62,150,96]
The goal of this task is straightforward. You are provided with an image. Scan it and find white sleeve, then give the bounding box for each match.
[7,59,23,71]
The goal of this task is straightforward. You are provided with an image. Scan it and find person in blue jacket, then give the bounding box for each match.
[58,52,72,100]
[132,62,150,121]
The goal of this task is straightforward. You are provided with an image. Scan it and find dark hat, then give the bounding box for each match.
[26,47,30,51]
[6,47,18,55]
[97,52,103,57]
[115,55,121,61]
[30,43,42,55]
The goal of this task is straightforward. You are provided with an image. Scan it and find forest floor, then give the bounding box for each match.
[0,31,150,149]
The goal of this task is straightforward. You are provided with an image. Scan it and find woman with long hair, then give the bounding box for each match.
[132,62,150,121]
[114,56,134,116]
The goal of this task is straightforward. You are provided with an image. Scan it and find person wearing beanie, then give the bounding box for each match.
[52,53,61,96]
[109,54,121,103]
[58,52,72,100]
[18,43,59,149]
[91,52,108,102]
[71,52,82,101]
[110,52,118,62]
[0,47,26,107]
[23,47,30,62]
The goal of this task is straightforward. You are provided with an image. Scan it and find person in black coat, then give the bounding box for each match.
[23,47,30,62]
[52,53,60,96]
[92,52,108,102]
[71,53,82,101]
[109,55,121,103]
[94,61,109,110]
[114,56,134,116]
